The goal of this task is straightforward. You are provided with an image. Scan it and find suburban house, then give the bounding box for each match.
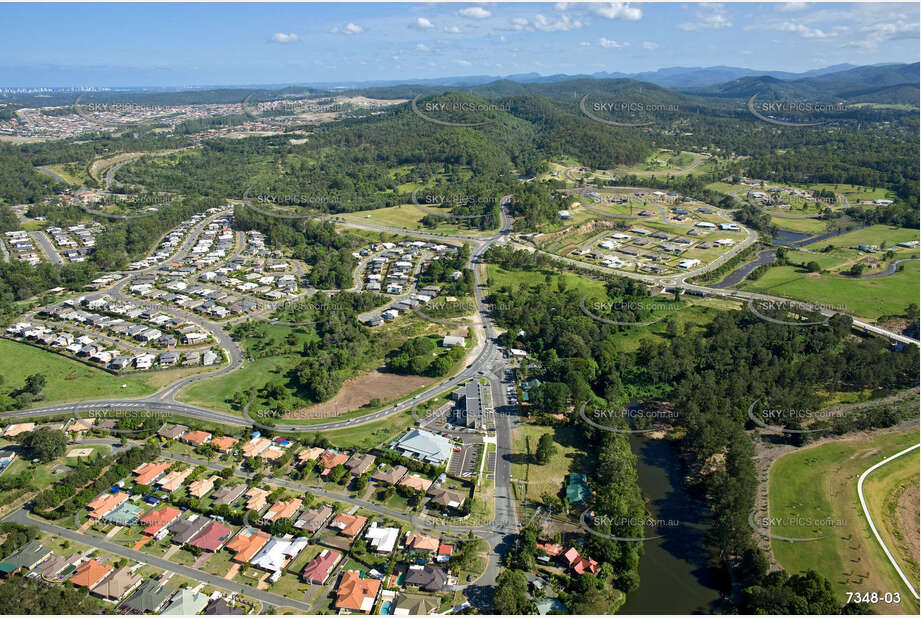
[225,529,272,564]
[427,486,465,510]
[405,533,440,554]
[262,498,302,523]
[188,520,233,552]
[140,506,182,538]
[344,453,376,476]
[87,492,129,519]
[399,474,433,493]
[69,560,113,589]
[294,505,334,533]
[119,579,175,614]
[181,430,211,447]
[335,571,381,614]
[133,461,171,486]
[301,549,341,584]
[365,522,400,554]
[188,475,218,499]
[404,564,448,592]
[210,436,238,452]
[371,465,407,485]
[168,515,209,545]
[245,487,270,512]
[329,513,367,539]
[90,566,142,601]
[211,483,248,507]
[562,547,600,575]
[393,592,440,616]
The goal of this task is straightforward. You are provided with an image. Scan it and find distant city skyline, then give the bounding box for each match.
[0,2,918,88]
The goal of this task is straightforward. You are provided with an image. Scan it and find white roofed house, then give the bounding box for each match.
[365,522,400,554]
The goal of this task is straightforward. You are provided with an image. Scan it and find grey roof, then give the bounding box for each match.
[119,579,175,614]
[203,598,245,615]
[394,429,453,464]
[211,482,247,506]
[404,564,448,592]
[168,516,208,544]
[161,588,211,615]
[394,592,440,615]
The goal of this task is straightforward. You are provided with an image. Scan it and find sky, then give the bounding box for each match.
[1,1,918,88]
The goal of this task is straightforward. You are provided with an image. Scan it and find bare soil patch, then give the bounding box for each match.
[283,368,435,419]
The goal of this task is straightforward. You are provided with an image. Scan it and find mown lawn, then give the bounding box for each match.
[741,259,918,320]
[768,429,919,614]
[0,339,157,404]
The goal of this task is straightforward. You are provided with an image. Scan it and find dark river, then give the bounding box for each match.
[618,437,724,614]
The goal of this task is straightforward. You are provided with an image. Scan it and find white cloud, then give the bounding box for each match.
[456,59,473,66]
[599,38,629,49]
[458,7,491,20]
[779,22,833,38]
[779,2,809,11]
[555,3,571,11]
[846,19,920,48]
[679,6,732,31]
[331,23,364,35]
[410,17,435,31]
[270,32,299,44]
[510,14,584,32]
[443,25,462,33]
[642,41,659,50]
[415,43,430,52]
[533,14,584,32]
[590,3,643,21]
[579,41,592,47]
[863,19,919,41]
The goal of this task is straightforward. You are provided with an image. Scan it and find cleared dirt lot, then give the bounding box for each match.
[283,368,435,419]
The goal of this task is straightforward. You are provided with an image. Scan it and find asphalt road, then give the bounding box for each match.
[31,230,63,264]
[3,508,314,612]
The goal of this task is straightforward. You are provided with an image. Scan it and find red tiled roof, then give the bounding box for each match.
[140,506,182,536]
[302,549,341,584]
[335,571,381,613]
[188,520,233,551]
[69,560,113,588]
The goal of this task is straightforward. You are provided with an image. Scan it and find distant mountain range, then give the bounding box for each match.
[2,62,917,108]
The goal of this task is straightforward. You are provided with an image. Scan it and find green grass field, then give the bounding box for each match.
[823,225,919,248]
[768,429,920,615]
[0,339,157,404]
[511,424,585,505]
[486,264,607,298]
[741,259,918,320]
[861,445,920,594]
[339,204,495,236]
[771,217,829,235]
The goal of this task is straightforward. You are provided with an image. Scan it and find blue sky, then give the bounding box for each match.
[1,2,918,87]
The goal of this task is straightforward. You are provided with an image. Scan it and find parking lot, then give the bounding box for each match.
[449,441,482,478]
